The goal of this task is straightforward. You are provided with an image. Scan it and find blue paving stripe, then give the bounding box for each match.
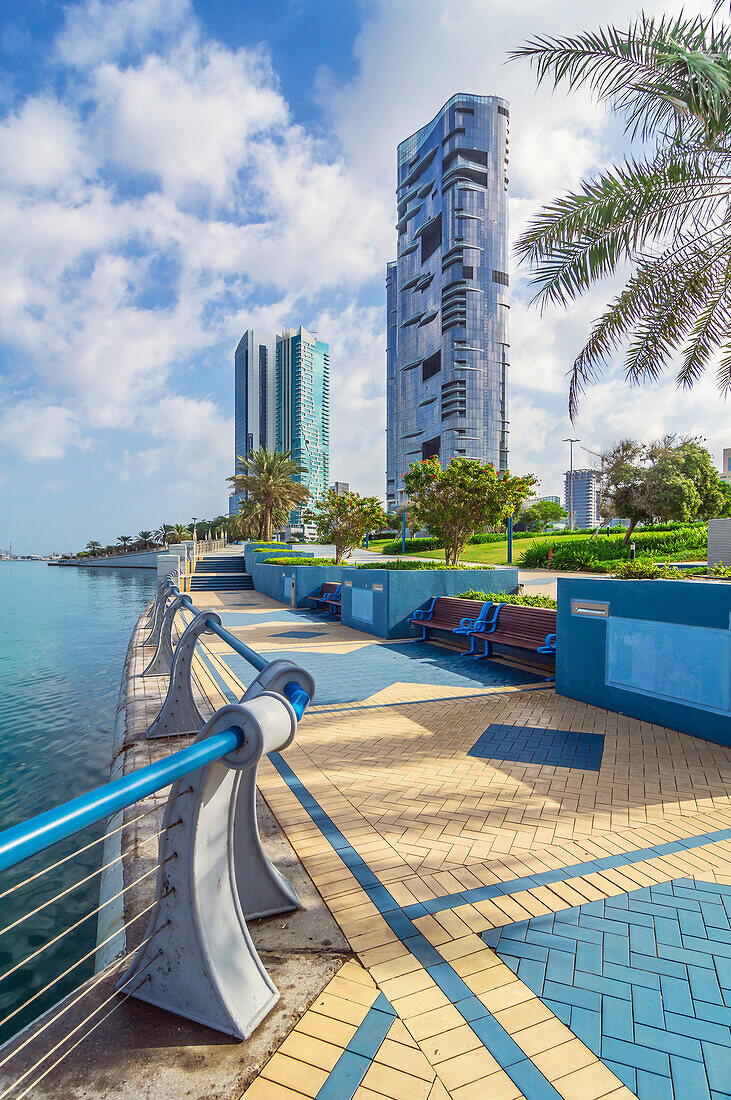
[402,825,731,919]
[270,754,564,1100]
[486,879,731,1100]
[221,639,545,705]
[468,723,604,771]
[315,994,396,1100]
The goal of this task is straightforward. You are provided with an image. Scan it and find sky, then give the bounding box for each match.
[0,0,726,554]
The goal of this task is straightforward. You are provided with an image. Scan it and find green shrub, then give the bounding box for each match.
[260,556,339,566]
[519,527,707,569]
[357,560,494,571]
[609,560,696,579]
[709,562,731,577]
[458,589,557,608]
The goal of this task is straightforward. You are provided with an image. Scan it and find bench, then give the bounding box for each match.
[307,582,341,614]
[322,587,342,617]
[469,605,557,660]
[409,596,488,646]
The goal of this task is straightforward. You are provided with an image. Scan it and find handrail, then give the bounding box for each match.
[0,728,243,874]
[179,593,310,719]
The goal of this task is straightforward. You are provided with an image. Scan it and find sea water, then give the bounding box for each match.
[0,561,155,1044]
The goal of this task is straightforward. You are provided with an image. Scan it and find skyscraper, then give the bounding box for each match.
[229,325,329,519]
[564,469,602,529]
[386,94,510,509]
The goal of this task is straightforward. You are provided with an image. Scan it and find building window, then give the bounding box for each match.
[420,213,442,264]
[422,436,440,460]
[422,350,441,381]
[258,345,268,448]
[492,270,509,286]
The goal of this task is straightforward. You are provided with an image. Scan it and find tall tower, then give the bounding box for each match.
[229,326,329,521]
[386,94,510,509]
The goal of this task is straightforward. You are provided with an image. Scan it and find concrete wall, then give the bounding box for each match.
[244,543,296,576]
[249,552,312,592]
[708,518,731,567]
[76,549,162,569]
[252,563,518,639]
[556,576,731,745]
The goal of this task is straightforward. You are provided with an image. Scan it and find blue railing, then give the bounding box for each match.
[0,560,314,1067]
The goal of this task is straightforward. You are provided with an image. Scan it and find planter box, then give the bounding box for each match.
[341,567,519,638]
[246,549,312,582]
[253,563,519,638]
[556,576,731,745]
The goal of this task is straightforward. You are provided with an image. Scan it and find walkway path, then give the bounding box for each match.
[190,580,731,1100]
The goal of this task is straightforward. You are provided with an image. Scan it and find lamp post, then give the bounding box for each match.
[562,439,580,531]
[191,517,198,559]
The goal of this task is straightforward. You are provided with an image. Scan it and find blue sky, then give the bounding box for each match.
[0,0,723,554]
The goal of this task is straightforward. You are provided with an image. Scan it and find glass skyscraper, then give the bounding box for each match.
[229,325,329,518]
[386,93,510,508]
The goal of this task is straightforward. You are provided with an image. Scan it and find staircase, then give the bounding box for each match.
[189,552,254,592]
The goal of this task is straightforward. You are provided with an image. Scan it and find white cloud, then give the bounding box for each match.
[0,401,84,461]
[56,0,193,68]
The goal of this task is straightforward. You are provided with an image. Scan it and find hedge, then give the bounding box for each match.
[458,589,557,608]
[261,557,496,571]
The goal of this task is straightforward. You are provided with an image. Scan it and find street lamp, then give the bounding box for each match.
[562,439,580,531]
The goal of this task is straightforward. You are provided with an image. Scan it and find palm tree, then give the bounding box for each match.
[137,530,153,550]
[167,523,192,544]
[513,10,731,419]
[228,448,310,542]
[155,524,171,546]
[117,535,133,553]
[86,540,102,557]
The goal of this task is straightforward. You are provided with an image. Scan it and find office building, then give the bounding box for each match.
[525,495,561,507]
[330,481,350,496]
[229,326,329,520]
[386,93,510,509]
[721,448,731,485]
[564,469,602,529]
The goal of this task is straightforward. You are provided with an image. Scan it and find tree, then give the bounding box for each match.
[517,501,567,532]
[117,535,133,552]
[601,435,725,542]
[228,448,310,542]
[86,540,102,556]
[137,530,153,549]
[155,524,171,545]
[404,458,537,566]
[513,12,731,417]
[167,524,191,543]
[720,480,731,517]
[305,490,387,564]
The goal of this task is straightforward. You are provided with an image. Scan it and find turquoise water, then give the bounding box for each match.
[0,561,155,1043]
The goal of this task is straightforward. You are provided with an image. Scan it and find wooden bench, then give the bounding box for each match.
[469,605,557,660]
[322,586,342,617]
[307,582,341,614]
[409,596,488,645]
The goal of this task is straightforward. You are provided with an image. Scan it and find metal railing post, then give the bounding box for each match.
[118,696,301,1039]
[142,593,186,678]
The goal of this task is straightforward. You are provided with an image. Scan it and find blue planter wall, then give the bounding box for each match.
[247,549,311,582]
[342,567,519,638]
[251,563,518,638]
[244,543,298,576]
[556,577,731,745]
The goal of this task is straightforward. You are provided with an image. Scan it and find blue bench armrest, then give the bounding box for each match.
[411,597,437,623]
[537,633,557,655]
[471,603,503,635]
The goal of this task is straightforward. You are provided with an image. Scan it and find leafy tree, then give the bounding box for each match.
[720,480,731,517]
[601,435,725,543]
[517,501,567,532]
[228,448,310,542]
[513,12,731,417]
[404,458,537,566]
[86,540,102,556]
[117,535,133,552]
[137,530,153,549]
[305,490,387,565]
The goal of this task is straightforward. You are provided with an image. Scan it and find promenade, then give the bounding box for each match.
[187,571,731,1100]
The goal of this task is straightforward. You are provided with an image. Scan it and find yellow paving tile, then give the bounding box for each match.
[359,1060,433,1100]
[259,1053,330,1097]
[435,1047,503,1091]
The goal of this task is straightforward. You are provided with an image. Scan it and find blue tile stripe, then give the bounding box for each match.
[269,753,564,1100]
[401,825,731,920]
[314,992,396,1100]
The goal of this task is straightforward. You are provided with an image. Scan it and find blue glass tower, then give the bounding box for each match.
[229,326,329,519]
[386,94,510,508]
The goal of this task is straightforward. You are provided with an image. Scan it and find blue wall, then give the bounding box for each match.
[246,548,311,579]
[251,563,518,638]
[556,578,731,746]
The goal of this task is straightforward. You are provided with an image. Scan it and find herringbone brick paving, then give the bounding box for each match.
[180,585,731,1099]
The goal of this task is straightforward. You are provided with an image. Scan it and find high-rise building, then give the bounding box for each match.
[720,447,731,485]
[330,481,350,495]
[229,325,329,520]
[386,93,510,509]
[564,469,602,529]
